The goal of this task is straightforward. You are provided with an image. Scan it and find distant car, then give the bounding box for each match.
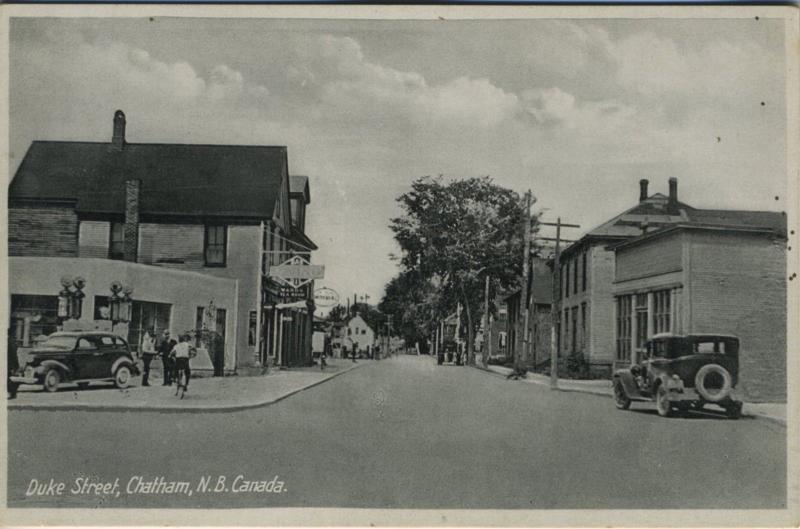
[612,333,743,419]
[10,331,140,392]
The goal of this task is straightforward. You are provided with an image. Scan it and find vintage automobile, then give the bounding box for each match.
[612,333,744,419]
[10,331,140,392]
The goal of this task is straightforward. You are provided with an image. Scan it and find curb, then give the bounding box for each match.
[471,365,786,427]
[7,362,367,414]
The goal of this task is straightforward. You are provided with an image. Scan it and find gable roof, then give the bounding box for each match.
[559,194,692,259]
[289,175,310,204]
[503,258,554,306]
[9,140,289,220]
[347,314,374,332]
[685,209,787,237]
[582,195,693,239]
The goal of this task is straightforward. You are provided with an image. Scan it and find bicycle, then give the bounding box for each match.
[173,349,195,399]
[175,362,188,399]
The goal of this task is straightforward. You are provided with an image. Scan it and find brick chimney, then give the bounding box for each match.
[668,177,678,211]
[124,179,140,262]
[112,110,126,151]
[639,179,649,202]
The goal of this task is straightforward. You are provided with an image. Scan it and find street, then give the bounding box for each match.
[7,355,786,509]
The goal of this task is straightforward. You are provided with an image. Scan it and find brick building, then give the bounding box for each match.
[611,217,787,402]
[8,110,319,372]
[556,178,690,376]
[554,177,788,380]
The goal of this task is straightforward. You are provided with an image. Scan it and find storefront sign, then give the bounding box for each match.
[269,256,325,289]
[313,287,339,307]
[279,286,307,302]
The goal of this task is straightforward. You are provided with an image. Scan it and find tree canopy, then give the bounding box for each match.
[383,175,537,360]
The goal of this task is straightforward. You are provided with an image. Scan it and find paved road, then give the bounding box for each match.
[7,355,786,509]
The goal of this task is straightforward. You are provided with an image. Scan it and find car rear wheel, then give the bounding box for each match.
[655,384,672,417]
[613,379,631,410]
[114,365,132,389]
[43,368,61,393]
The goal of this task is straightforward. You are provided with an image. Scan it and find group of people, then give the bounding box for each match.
[140,329,195,391]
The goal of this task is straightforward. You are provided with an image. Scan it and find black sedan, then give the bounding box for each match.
[10,331,140,392]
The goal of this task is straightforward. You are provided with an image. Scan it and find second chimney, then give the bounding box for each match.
[639,179,649,202]
[112,110,126,150]
[668,177,678,208]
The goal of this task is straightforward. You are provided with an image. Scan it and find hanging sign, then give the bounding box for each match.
[314,287,339,308]
[269,255,325,289]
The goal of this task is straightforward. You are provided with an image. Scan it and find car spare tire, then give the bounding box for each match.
[694,364,733,402]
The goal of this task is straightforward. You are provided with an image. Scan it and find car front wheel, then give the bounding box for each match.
[114,365,132,389]
[655,384,673,417]
[613,379,631,410]
[43,368,61,393]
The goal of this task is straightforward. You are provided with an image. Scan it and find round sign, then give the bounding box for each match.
[314,287,340,308]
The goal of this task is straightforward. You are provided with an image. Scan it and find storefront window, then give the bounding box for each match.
[127,300,172,353]
[10,295,59,347]
[616,295,632,362]
[653,290,671,334]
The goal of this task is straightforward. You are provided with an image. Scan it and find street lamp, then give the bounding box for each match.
[109,282,133,324]
[57,276,86,320]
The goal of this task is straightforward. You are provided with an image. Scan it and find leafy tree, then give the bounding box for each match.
[387,175,537,363]
[327,304,348,323]
[378,269,438,350]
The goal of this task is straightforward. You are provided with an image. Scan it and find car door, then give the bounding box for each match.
[96,335,120,378]
[73,337,101,379]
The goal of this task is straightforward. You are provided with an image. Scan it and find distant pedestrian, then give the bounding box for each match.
[140,328,156,387]
[351,341,359,363]
[158,330,177,386]
[7,329,19,399]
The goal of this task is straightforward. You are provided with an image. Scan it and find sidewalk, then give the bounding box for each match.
[7,359,366,413]
[477,363,787,426]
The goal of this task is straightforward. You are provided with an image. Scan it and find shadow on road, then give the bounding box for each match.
[627,407,754,421]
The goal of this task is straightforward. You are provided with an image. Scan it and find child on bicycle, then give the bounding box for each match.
[171,334,196,393]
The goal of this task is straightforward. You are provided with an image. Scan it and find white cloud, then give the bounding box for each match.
[9,19,787,302]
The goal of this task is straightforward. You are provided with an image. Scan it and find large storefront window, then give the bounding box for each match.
[10,295,60,347]
[616,295,632,362]
[129,300,172,353]
[653,290,671,334]
[635,293,648,351]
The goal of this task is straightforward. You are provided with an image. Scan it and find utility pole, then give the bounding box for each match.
[482,273,490,368]
[539,218,580,389]
[515,191,532,373]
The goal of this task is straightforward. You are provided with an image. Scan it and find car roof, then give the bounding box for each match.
[651,333,739,340]
[49,331,125,339]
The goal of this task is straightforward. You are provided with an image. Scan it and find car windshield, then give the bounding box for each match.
[40,336,78,350]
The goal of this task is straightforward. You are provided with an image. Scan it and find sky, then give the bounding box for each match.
[8,16,789,307]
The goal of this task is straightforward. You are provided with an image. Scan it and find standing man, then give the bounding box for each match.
[140,328,156,387]
[158,330,176,386]
[351,340,359,363]
[7,329,19,399]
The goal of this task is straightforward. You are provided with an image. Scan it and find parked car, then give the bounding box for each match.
[612,333,743,419]
[10,331,140,392]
